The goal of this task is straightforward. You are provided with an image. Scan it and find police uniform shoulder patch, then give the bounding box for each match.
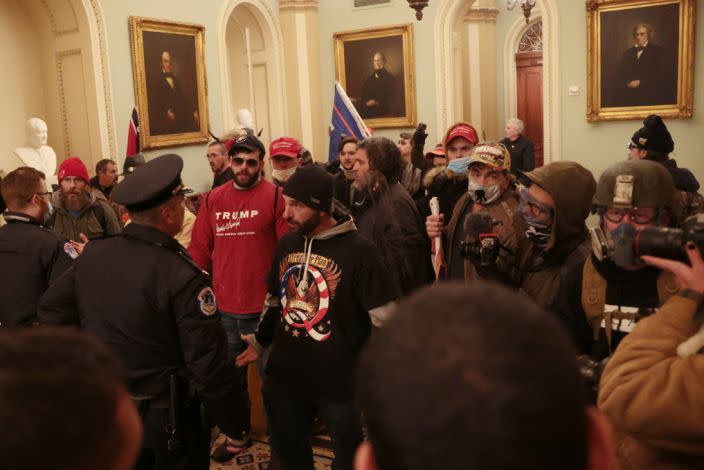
[197,287,217,316]
[64,242,79,259]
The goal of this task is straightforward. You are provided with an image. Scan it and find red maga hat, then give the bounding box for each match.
[270,137,303,159]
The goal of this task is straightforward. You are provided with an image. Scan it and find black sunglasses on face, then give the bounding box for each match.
[232,157,259,168]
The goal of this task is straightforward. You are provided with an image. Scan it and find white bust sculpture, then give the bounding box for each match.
[12,118,58,187]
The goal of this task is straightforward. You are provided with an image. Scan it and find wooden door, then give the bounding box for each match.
[516,51,544,167]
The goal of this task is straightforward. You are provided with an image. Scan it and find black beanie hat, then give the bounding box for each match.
[282,164,334,212]
[631,114,674,156]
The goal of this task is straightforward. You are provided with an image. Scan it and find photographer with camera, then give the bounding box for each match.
[551,159,682,361]
[425,142,518,281]
[597,241,704,470]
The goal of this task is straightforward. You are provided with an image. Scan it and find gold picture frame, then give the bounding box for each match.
[334,24,416,128]
[587,0,695,122]
[129,17,209,149]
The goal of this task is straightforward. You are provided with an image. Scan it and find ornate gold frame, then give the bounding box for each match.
[334,24,416,128]
[587,0,695,122]
[129,17,209,149]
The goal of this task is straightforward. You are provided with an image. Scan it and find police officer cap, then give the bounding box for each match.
[229,132,266,159]
[112,154,192,211]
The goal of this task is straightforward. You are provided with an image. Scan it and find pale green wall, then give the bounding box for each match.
[317,0,440,150]
[495,2,704,183]
[101,0,279,193]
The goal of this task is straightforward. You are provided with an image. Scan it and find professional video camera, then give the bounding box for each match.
[591,213,704,267]
[459,213,501,266]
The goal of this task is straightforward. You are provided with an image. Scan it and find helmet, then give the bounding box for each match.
[593,159,681,219]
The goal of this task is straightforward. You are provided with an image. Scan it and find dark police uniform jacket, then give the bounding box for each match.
[0,211,75,327]
[37,223,249,440]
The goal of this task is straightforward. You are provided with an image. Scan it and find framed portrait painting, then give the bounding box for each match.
[587,0,695,122]
[129,17,209,149]
[334,24,416,128]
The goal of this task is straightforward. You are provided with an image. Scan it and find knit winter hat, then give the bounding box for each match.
[58,157,89,183]
[282,164,333,212]
[631,114,674,156]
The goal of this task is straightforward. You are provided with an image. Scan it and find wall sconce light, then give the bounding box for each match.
[407,0,430,21]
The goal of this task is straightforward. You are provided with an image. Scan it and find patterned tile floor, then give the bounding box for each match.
[210,434,333,470]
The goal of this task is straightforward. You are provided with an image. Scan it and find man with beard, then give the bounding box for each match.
[353,136,432,295]
[207,141,234,189]
[50,157,121,250]
[425,142,518,282]
[236,164,397,470]
[333,135,357,210]
[189,133,287,459]
[0,167,76,327]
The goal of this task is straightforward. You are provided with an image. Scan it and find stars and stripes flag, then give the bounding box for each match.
[328,81,372,161]
[126,107,140,157]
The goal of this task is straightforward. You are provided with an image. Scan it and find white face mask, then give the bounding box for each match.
[272,167,297,183]
[467,179,501,204]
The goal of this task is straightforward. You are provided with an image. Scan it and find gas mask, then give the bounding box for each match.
[518,187,554,249]
[467,179,501,204]
[272,167,297,183]
[590,223,639,268]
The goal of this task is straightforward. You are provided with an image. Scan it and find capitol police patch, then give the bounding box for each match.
[197,287,217,316]
[64,242,79,259]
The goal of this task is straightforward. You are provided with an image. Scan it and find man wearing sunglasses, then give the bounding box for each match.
[189,132,288,460]
[0,167,75,327]
[551,160,682,361]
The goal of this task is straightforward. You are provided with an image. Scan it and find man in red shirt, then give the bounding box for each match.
[189,133,287,455]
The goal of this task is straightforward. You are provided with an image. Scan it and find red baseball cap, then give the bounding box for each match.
[425,143,445,159]
[58,157,89,183]
[270,137,303,159]
[444,123,478,147]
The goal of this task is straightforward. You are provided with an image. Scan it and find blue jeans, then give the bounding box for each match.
[263,376,363,470]
[219,312,264,410]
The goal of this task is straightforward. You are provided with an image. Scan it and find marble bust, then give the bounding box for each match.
[12,118,58,187]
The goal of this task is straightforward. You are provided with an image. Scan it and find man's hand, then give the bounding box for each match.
[426,214,444,239]
[642,242,704,294]
[365,99,379,107]
[235,334,260,367]
[70,233,90,256]
[167,109,176,121]
[627,80,641,89]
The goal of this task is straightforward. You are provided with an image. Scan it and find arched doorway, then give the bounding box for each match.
[0,0,115,175]
[515,20,544,167]
[437,0,560,163]
[218,0,287,146]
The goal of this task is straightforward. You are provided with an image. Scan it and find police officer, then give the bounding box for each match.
[0,167,75,327]
[551,159,682,361]
[38,154,250,469]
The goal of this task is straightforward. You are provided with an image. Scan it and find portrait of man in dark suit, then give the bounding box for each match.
[612,23,676,106]
[599,3,680,110]
[147,49,200,135]
[359,52,397,118]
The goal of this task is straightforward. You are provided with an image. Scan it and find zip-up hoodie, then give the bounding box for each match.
[255,214,397,399]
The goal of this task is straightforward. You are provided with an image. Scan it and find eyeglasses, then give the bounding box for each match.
[603,207,657,224]
[519,187,554,221]
[232,157,259,168]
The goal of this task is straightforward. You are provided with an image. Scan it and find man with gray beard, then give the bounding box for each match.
[50,157,120,252]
